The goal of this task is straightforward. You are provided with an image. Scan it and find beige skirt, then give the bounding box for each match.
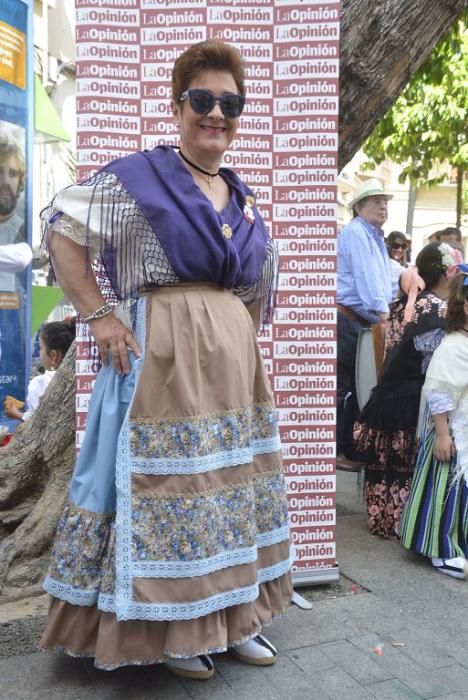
[41,284,293,669]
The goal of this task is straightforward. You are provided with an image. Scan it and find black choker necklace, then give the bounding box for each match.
[178,150,219,188]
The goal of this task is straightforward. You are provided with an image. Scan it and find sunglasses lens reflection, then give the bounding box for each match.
[220,95,244,117]
[188,89,244,118]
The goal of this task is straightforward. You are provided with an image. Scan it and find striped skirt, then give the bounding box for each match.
[400,415,468,560]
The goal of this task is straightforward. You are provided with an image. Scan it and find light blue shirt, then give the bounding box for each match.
[337,216,392,323]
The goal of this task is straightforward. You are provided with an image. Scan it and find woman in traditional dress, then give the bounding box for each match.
[39,41,293,679]
[400,269,468,579]
[354,243,459,540]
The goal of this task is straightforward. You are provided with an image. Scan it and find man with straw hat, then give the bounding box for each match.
[336,178,393,471]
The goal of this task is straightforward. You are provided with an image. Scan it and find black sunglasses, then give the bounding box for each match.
[391,242,407,250]
[179,89,245,118]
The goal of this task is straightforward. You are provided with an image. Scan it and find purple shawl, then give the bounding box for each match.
[103,145,268,290]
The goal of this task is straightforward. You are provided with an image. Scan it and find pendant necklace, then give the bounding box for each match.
[179,149,219,190]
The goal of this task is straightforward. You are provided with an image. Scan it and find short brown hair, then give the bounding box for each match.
[446,272,468,333]
[172,40,245,103]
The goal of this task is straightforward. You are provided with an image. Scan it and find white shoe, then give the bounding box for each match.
[165,654,214,680]
[230,635,278,666]
[431,557,467,580]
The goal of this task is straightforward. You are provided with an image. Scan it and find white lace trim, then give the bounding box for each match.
[427,389,456,415]
[131,526,290,580]
[114,554,293,621]
[134,297,147,351]
[258,549,295,584]
[97,592,116,611]
[116,583,260,621]
[131,435,281,476]
[114,300,146,619]
[252,436,282,455]
[133,546,258,579]
[44,552,293,618]
[43,576,98,606]
[256,524,290,548]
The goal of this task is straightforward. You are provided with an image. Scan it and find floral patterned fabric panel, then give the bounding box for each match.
[130,402,279,462]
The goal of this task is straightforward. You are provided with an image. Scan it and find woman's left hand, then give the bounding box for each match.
[433,433,455,463]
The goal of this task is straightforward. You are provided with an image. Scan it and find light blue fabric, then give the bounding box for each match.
[69,356,138,514]
[337,216,392,323]
[69,297,146,514]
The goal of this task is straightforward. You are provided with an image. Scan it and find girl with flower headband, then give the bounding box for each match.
[354,242,459,540]
[400,267,468,579]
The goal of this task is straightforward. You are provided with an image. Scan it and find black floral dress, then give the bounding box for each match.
[354,291,447,539]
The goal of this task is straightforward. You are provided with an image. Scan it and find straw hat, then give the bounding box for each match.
[349,178,393,209]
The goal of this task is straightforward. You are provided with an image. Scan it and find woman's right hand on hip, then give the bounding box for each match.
[89,314,141,375]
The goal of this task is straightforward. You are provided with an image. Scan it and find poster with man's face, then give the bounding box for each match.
[0,121,27,422]
[0,0,30,428]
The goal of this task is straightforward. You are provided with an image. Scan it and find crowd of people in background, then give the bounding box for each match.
[337,176,467,580]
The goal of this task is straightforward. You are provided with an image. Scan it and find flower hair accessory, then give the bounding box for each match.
[457,262,468,285]
[438,242,461,276]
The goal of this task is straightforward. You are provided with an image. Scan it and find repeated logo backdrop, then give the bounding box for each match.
[75,0,339,584]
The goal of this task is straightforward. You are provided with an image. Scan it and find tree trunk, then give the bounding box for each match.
[0,344,76,599]
[339,0,465,170]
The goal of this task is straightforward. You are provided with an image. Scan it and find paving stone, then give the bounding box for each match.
[213,653,278,696]
[312,666,375,699]
[0,652,96,700]
[383,629,455,671]
[286,644,336,673]
[344,634,457,699]
[320,639,394,685]
[436,664,468,696]
[80,658,190,699]
[367,679,423,699]
[274,600,363,651]
[250,652,331,698]
[179,662,236,700]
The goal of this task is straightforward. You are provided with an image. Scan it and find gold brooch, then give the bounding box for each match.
[222,224,233,239]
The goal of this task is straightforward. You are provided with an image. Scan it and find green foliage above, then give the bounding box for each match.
[363,15,467,186]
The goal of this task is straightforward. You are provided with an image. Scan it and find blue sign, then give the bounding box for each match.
[0,0,32,430]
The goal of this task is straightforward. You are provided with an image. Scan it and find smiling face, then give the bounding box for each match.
[389,237,407,261]
[172,69,240,167]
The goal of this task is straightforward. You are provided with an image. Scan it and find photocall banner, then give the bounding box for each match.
[0,0,32,429]
[75,0,340,584]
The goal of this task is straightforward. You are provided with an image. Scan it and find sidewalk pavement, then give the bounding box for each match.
[1,471,467,700]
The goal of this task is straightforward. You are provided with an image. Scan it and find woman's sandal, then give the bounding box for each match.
[230,634,278,666]
[165,654,214,680]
